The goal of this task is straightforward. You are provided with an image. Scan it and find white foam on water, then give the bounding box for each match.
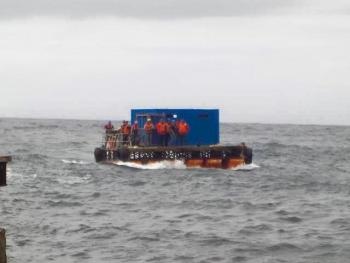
[62,159,89,165]
[56,174,92,185]
[231,163,260,171]
[113,160,187,170]
[113,160,259,171]
[6,167,37,179]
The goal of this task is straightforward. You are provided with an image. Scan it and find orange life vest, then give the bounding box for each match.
[144,122,154,133]
[178,122,189,136]
[122,124,131,135]
[156,122,169,135]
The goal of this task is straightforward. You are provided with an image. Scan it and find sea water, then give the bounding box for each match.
[1,118,350,263]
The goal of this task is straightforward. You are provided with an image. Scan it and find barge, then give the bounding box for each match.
[94,109,252,169]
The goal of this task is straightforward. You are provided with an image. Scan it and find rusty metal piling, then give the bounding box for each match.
[0,228,6,263]
[0,156,10,262]
[0,156,11,187]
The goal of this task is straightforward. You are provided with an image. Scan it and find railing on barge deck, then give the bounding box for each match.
[102,128,155,149]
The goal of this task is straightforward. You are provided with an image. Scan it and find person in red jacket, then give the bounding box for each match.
[177,119,190,145]
[156,119,170,146]
[104,121,114,133]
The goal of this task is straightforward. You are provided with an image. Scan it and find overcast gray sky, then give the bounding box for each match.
[1,0,350,125]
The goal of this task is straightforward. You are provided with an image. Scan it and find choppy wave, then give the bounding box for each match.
[55,174,92,185]
[113,160,187,170]
[6,167,37,179]
[12,124,60,130]
[16,153,49,162]
[232,163,260,171]
[61,159,89,165]
[2,118,350,263]
[113,160,259,171]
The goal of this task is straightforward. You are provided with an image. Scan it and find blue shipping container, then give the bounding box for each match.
[130,109,219,146]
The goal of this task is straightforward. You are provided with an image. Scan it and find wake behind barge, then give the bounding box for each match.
[94,109,253,169]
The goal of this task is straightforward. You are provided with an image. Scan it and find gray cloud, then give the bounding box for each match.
[1,16,350,125]
[1,1,350,125]
[0,0,306,19]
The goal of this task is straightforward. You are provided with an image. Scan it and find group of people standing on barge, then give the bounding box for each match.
[143,118,190,146]
[104,118,189,147]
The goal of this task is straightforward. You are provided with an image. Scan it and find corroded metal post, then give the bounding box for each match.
[0,156,11,187]
[0,156,11,263]
[0,228,6,263]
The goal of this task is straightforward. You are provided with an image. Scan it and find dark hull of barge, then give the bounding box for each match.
[94,145,252,169]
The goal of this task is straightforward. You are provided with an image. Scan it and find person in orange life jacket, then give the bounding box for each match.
[119,121,126,135]
[104,121,114,133]
[177,119,189,145]
[121,120,131,145]
[156,119,170,146]
[143,118,154,146]
[131,121,139,146]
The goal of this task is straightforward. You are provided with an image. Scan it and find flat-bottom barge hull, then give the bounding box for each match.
[95,145,252,169]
